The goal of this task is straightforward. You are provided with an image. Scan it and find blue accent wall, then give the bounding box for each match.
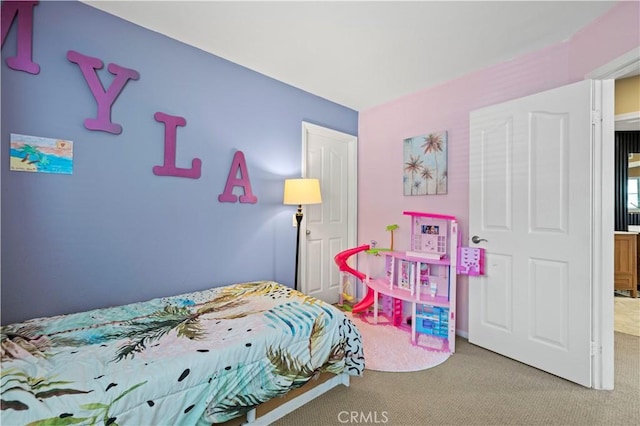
[0,1,358,324]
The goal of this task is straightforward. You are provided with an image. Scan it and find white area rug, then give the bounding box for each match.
[347,312,451,372]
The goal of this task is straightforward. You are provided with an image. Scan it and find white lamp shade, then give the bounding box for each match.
[283,178,322,205]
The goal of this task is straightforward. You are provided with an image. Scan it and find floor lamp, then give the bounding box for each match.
[283,178,322,291]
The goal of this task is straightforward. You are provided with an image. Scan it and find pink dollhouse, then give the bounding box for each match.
[336,211,463,353]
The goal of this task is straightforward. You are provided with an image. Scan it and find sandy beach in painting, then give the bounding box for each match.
[9,156,38,172]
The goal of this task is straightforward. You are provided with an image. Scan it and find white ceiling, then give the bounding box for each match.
[82,1,618,111]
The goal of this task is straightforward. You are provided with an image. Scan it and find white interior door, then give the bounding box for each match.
[301,122,357,303]
[469,79,612,388]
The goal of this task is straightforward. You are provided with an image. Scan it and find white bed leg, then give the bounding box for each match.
[340,373,350,387]
[246,408,256,423]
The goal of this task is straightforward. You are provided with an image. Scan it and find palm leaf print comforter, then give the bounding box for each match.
[1,281,365,425]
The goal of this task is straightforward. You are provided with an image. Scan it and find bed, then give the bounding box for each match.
[1,281,365,425]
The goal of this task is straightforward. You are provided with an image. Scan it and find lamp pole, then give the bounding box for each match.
[294,205,303,291]
[283,178,322,293]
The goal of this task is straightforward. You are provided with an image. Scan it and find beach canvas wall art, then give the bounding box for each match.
[10,134,73,174]
[403,131,447,195]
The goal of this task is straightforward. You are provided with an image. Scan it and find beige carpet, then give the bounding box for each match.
[615,295,640,337]
[274,332,640,426]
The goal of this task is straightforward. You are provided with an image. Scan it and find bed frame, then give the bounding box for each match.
[217,372,350,425]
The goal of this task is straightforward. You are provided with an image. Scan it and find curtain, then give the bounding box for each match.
[615,131,640,231]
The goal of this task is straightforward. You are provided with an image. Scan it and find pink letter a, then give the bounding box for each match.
[218,151,258,204]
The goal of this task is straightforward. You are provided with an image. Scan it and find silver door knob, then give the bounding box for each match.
[306,229,311,235]
[471,235,488,244]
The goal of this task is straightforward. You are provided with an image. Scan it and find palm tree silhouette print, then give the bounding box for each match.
[421,133,444,194]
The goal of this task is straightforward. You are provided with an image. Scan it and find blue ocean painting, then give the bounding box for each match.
[10,133,73,174]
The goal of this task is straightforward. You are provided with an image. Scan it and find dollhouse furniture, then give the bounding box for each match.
[366,211,458,352]
[0,281,364,425]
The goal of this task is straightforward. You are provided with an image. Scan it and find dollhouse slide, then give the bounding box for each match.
[351,288,375,314]
[334,245,372,313]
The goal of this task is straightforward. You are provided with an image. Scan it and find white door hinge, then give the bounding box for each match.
[591,110,601,124]
[590,341,598,356]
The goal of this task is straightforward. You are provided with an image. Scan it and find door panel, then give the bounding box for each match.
[529,258,568,348]
[302,123,357,303]
[469,80,596,387]
[481,253,513,332]
[530,112,569,233]
[481,118,512,231]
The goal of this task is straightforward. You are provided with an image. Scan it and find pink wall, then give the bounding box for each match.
[358,1,639,334]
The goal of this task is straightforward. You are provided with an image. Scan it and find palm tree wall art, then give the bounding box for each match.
[9,133,74,174]
[403,131,448,195]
